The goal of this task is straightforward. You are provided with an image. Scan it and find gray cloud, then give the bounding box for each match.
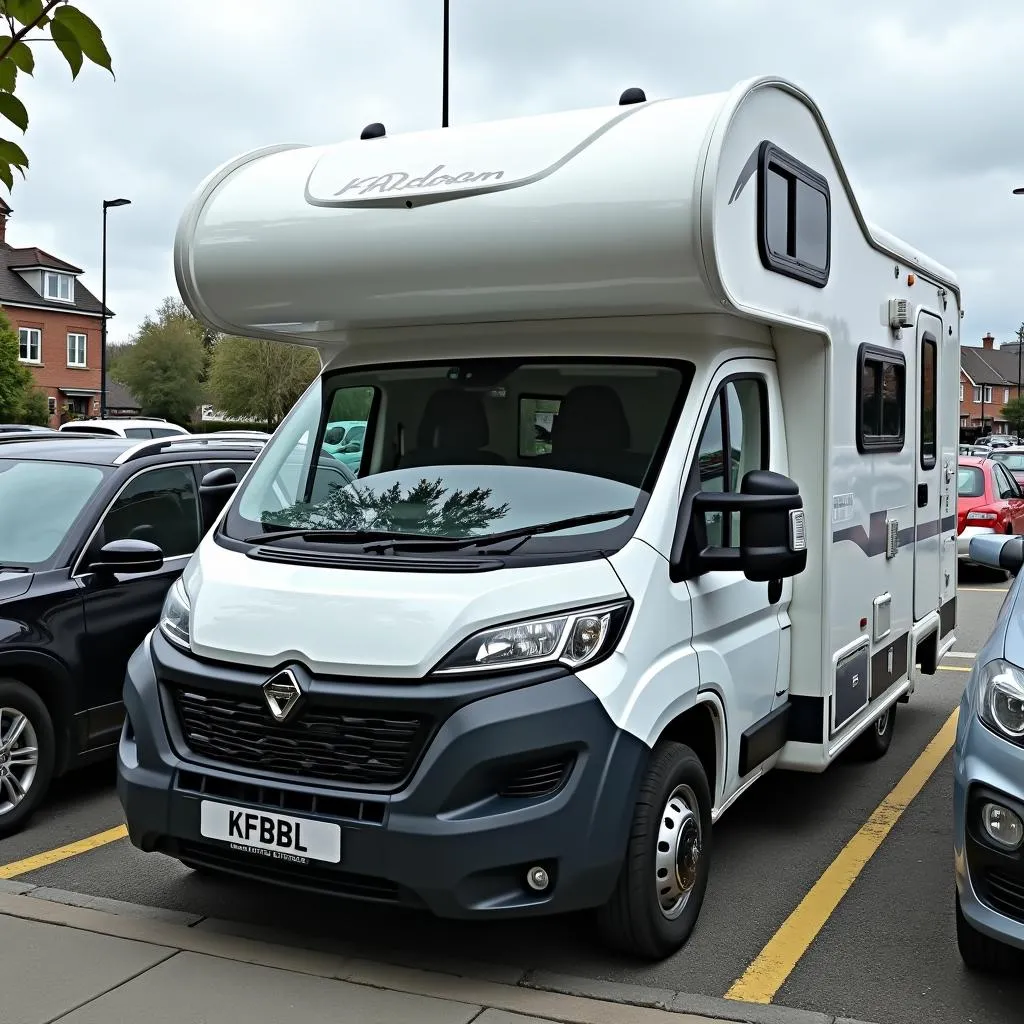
[3,0,1020,346]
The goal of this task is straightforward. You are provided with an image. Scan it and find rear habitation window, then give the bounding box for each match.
[757,141,830,288]
[857,344,906,454]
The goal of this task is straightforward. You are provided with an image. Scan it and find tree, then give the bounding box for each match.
[1001,397,1024,437]
[0,2,112,191]
[0,305,32,421]
[18,383,48,423]
[207,336,320,430]
[112,299,207,424]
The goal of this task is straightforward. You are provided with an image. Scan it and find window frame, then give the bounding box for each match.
[44,271,74,302]
[67,331,87,368]
[18,326,41,363]
[920,333,938,471]
[856,343,907,455]
[756,140,831,289]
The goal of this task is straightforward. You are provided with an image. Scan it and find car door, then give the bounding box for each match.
[993,462,1024,532]
[684,365,789,782]
[75,462,202,748]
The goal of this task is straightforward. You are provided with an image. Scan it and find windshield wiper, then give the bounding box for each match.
[244,507,635,553]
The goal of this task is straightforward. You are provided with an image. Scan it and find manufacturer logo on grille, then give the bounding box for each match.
[262,669,302,723]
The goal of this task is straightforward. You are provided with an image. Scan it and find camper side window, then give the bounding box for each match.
[857,345,906,454]
[694,377,769,547]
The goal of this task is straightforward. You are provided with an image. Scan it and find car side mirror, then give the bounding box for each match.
[970,533,1024,575]
[200,466,238,522]
[674,470,808,584]
[87,538,164,576]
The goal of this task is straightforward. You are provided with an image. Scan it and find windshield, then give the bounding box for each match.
[0,459,107,567]
[989,451,1024,472]
[958,466,984,498]
[226,358,692,553]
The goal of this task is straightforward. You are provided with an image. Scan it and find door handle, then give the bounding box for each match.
[918,483,928,507]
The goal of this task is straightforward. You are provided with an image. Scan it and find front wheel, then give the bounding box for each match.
[595,741,712,960]
[0,679,56,838]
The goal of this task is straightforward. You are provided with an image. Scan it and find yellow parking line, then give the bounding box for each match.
[725,706,959,1005]
[0,824,127,879]
[938,665,972,673]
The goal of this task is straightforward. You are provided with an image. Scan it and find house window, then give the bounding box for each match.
[959,382,964,402]
[18,327,40,362]
[47,396,56,415]
[67,332,87,367]
[1006,388,1011,404]
[857,344,906,453]
[44,271,74,302]
[757,141,831,288]
[985,386,993,403]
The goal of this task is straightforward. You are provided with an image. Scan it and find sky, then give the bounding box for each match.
[6,0,1023,349]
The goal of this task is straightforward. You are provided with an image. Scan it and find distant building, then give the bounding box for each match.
[960,333,1024,436]
[0,198,112,427]
[105,376,142,418]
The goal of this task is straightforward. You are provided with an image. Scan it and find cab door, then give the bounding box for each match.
[915,313,942,621]
[682,362,790,782]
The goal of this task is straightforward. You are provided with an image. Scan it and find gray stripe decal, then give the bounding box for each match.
[832,511,957,555]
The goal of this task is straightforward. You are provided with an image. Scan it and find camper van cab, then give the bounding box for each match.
[116,76,960,959]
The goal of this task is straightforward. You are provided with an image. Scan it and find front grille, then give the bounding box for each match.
[171,687,429,787]
[982,868,1024,923]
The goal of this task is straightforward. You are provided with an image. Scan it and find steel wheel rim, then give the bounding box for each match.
[875,708,891,737]
[0,707,39,816]
[655,783,702,920]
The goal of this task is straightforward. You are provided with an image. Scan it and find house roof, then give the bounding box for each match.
[105,376,141,411]
[6,245,83,274]
[961,346,1024,387]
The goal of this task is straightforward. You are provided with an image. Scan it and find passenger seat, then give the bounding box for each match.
[399,389,505,468]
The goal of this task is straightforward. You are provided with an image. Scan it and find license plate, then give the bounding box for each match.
[199,801,341,865]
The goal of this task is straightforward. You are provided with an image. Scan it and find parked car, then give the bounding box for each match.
[0,424,55,433]
[0,431,266,836]
[58,418,190,439]
[955,531,1024,970]
[986,446,1024,488]
[957,456,1024,568]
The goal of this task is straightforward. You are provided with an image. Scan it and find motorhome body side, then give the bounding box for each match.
[116,75,960,960]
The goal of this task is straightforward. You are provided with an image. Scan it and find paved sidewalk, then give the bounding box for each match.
[0,885,874,1024]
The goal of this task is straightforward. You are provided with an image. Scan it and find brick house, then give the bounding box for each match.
[960,333,1024,437]
[0,199,111,428]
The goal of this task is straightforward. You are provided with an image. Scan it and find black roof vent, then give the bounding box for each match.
[360,122,386,140]
[619,87,646,105]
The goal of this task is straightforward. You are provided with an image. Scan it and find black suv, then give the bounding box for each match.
[0,432,265,836]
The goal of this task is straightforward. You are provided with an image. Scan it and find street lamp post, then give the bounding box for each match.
[442,0,449,127]
[100,197,131,419]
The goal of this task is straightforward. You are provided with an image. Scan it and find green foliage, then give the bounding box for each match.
[0,2,113,191]
[262,477,511,536]
[0,305,32,421]
[207,336,320,431]
[112,301,207,425]
[190,419,272,434]
[1001,397,1024,436]
[18,382,48,423]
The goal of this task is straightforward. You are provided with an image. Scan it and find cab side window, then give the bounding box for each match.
[693,378,769,547]
[96,466,201,559]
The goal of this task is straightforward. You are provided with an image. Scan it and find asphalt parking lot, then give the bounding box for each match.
[2,569,1023,1024]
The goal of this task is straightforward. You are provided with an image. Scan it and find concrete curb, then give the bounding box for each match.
[0,880,880,1024]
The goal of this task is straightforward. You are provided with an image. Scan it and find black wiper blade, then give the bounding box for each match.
[244,527,433,545]
[457,507,636,550]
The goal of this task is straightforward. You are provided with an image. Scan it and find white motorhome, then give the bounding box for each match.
[117,76,960,959]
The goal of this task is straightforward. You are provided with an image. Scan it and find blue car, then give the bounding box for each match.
[955,532,1024,969]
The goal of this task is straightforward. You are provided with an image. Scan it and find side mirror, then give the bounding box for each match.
[87,538,164,576]
[682,470,808,583]
[200,466,238,522]
[970,533,1024,575]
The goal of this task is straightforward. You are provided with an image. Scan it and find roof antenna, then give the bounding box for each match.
[619,87,646,105]
[360,122,386,140]
[442,0,450,126]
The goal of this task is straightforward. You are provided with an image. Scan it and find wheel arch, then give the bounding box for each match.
[0,651,76,776]
[653,692,725,809]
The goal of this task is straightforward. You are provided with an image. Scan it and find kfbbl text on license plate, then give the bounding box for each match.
[199,801,342,864]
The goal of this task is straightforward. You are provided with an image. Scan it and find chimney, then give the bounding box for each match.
[983,332,995,350]
[0,200,11,245]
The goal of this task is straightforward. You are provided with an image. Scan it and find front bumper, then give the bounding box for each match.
[117,631,647,919]
[954,691,1024,950]
[957,525,996,558]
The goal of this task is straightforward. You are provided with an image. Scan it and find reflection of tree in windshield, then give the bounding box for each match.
[262,477,511,537]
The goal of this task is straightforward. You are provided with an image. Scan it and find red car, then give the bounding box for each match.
[957,456,1024,563]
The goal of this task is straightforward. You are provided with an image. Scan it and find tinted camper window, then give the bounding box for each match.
[857,344,906,453]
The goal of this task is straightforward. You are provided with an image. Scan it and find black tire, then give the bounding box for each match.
[0,679,56,838]
[595,740,712,960]
[849,702,896,761]
[956,892,1021,972]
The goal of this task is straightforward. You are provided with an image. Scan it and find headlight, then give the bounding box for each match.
[432,601,631,675]
[978,659,1024,742]
[159,577,191,650]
